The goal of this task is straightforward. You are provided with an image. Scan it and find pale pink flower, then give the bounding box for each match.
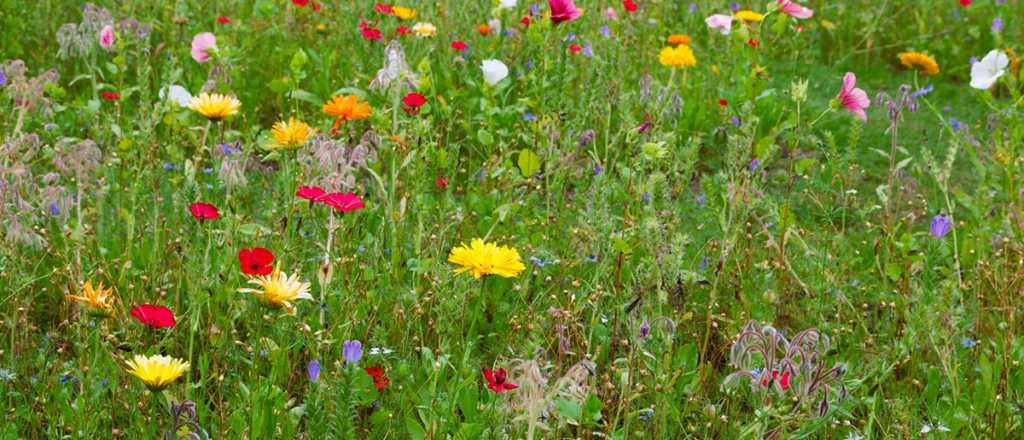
[778,0,813,19]
[602,7,618,20]
[99,25,115,50]
[837,72,870,122]
[705,14,733,35]
[549,0,582,24]
[190,32,217,63]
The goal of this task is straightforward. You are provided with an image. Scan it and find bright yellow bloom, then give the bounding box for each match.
[898,52,940,76]
[391,6,416,20]
[237,263,313,313]
[66,280,116,317]
[322,95,372,129]
[269,117,314,150]
[188,93,241,121]
[411,22,437,37]
[735,10,764,23]
[667,34,691,46]
[448,239,525,279]
[659,45,697,68]
[125,354,189,392]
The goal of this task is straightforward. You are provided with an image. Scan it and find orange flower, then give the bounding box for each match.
[477,24,491,35]
[667,34,691,46]
[322,95,372,129]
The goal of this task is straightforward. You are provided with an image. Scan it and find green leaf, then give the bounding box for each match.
[287,89,322,106]
[477,129,495,147]
[884,262,902,282]
[516,149,541,177]
[554,398,582,424]
[458,387,478,422]
[405,417,426,440]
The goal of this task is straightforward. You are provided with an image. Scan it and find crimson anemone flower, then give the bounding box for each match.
[296,185,327,202]
[483,368,517,393]
[402,92,426,115]
[102,91,120,101]
[189,202,219,221]
[361,26,383,41]
[321,193,365,213]
[451,41,467,52]
[130,304,176,328]
[291,0,309,6]
[217,16,231,24]
[374,3,393,14]
[396,25,410,35]
[623,0,638,12]
[435,175,448,189]
[365,366,390,391]
[238,247,274,275]
[568,44,582,55]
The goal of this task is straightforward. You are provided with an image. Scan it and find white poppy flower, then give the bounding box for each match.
[481,59,509,86]
[970,49,1009,90]
[499,0,517,9]
[159,85,193,107]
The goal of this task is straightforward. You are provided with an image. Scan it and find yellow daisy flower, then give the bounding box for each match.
[898,52,940,76]
[735,10,764,23]
[237,263,313,313]
[391,6,416,20]
[66,280,116,318]
[448,239,526,279]
[125,354,190,392]
[269,117,314,150]
[188,93,241,121]
[658,45,697,68]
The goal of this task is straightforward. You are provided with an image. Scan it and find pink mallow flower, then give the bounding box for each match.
[778,0,813,19]
[705,14,733,35]
[99,25,115,50]
[191,32,217,63]
[837,72,870,122]
[548,0,582,24]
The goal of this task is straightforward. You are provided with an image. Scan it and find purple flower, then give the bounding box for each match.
[582,42,593,57]
[639,320,650,339]
[594,165,604,176]
[910,84,933,99]
[688,3,698,13]
[599,25,611,38]
[49,202,60,216]
[343,340,363,365]
[642,191,651,202]
[730,116,741,127]
[695,193,706,205]
[748,159,760,172]
[308,360,321,382]
[969,56,978,66]
[930,214,952,239]
[0,70,6,86]
[523,112,536,121]
[992,17,1004,33]
[729,2,740,12]
[699,255,710,271]
[531,3,540,15]
[949,117,963,132]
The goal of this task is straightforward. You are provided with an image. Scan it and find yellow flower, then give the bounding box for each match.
[237,263,313,313]
[188,93,241,121]
[322,95,372,129]
[66,280,116,317]
[667,34,691,46]
[411,22,437,37]
[391,6,416,20]
[658,45,697,68]
[735,10,764,23]
[898,52,940,76]
[125,354,189,392]
[269,117,314,150]
[448,239,525,279]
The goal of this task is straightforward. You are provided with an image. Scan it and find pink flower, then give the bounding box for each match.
[837,72,870,122]
[548,0,582,24]
[778,0,813,19]
[321,192,365,213]
[191,32,217,63]
[705,14,733,35]
[99,25,115,50]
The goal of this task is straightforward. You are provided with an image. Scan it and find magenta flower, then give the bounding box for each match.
[548,0,582,24]
[778,0,813,19]
[99,25,115,50]
[837,72,870,122]
[191,32,217,63]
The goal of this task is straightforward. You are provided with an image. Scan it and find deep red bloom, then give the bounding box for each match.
[520,16,530,26]
[483,368,517,393]
[217,16,231,24]
[101,91,120,101]
[451,41,467,52]
[718,98,728,107]
[635,121,652,133]
[189,202,219,221]
[402,92,426,115]
[374,3,393,14]
[568,44,582,55]
[130,304,176,328]
[321,192,365,213]
[365,366,390,391]
[435,176,448,189]
[361,26,383,41]
[311,1,321,11]
[623,0,638,12]
[779,371,791,391]
[761,369,792,391]
[396,25,410,35]
[959,0,971,6]
[238,247,274,276]
[291,0,309,7]
[747,38,760,48]
[296,186,327,202]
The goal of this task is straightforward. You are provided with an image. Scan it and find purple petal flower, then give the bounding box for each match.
[729,3,740,12]
[688,3,698,13]
[0,70,6,86]
[930,214,952,239]
[748,159,760,172]
[308,360,321,382]
[342,340,363,365]
[599,25,611,38]
[639,320,650,339]
[49,202,60,216]
[992,17,1004,33]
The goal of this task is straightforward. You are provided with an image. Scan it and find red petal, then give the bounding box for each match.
[130,304,176,328]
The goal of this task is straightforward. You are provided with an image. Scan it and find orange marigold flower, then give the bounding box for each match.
[322,95,372,129]
[667,34,691,46]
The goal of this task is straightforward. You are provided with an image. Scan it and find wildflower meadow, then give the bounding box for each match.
[3,0,1024,438]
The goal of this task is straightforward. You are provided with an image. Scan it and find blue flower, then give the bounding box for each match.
[992,17,1004,33]
[163,162,175,171]
[49,202,60,216]
[748,159,761,172]
[961,337,977,349]
[523,112,536,121]
[308,360,321,382]
[594,165,603,176]
[688,3,698,13]
[529,256,546,267]
[949,117,963,132]
[0,368,15,382]
[582,42,593,57]
[599,25,611,38]
[343,340,363,365]
[585,255,598,263]
[0,70,6,86]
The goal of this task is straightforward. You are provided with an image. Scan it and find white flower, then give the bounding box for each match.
[411,22,436,37]
[970,49,1009,90]
[499,0,517,9]
[159,85,193,107]
[488,18,502,35]
[920,424,932,434]
[480,59,509,86]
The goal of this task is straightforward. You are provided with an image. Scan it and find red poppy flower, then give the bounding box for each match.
[361,26,383,41]
[402,92,426,115]
[321,192,365,213]
[623,0,638,12]
[189,202,219,221]
[291,0,309,7]
[101,91,120,101]
[396,25,410,35]
[761,369,792,391]
[718,98,728,107]
[959,0,971,6]
[374,3,393,14]
[435,175,448,189]
[747,38,760,48]
[296,185,327,202]
[365,366,390,391]
[568,44,582,55]
[483,368,517,393]
[217,16,231,24]
[130,304,176,328]
[238,247,274,275]
[451,41,467,52]
[520,16,530,26]
[311,1,321,11]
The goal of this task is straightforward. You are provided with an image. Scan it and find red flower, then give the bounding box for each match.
[718,98,728,107]
[402,92,426,115]
[747,38,760,48]
[435,175,448,189]
[483,368,517,393]
[217,16,231,24]
[396,25,410,35]
[623,0,638,12]
[321,192,365,213]
[521,16,530,26]
[130,304,176,328]
[477,24,491,35]
[779,371,791,391]
[361,26,383,41]
[189,202,219,221]
[312,1,321,11]
[291,0,309,7]
[365,366,390,391]
[568,44,582,55]
[101,91,120,101]
[761,369,792,391]
[959,0,971,6]
[296,185,327,202]
[374,3,393,14]
[451,40,468,52]
[238,247,274,276]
